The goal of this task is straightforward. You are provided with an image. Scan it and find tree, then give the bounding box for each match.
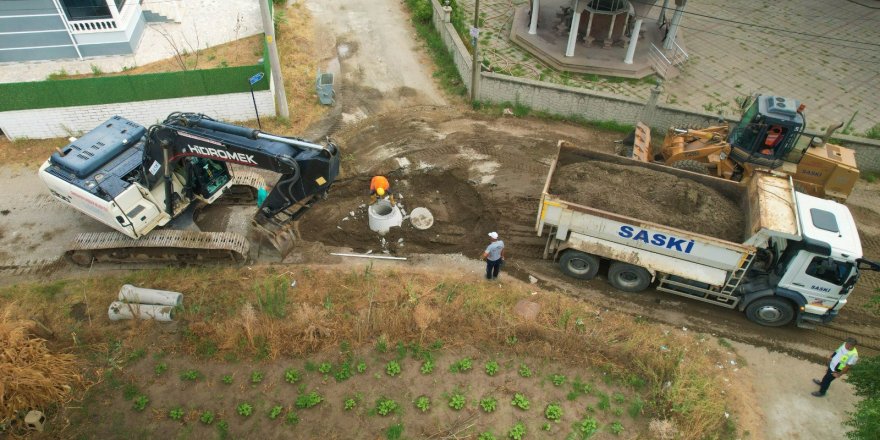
[845,355,880,439]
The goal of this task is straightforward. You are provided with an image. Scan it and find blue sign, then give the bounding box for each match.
[249,72,265,86]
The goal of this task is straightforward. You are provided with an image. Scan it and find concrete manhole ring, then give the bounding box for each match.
[409,207,434,230]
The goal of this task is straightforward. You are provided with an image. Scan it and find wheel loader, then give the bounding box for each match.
[622,94,859,202]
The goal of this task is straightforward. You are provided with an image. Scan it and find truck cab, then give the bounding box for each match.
[768,192,862,324]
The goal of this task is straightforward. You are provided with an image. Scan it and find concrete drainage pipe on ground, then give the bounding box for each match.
[368,200,403,234]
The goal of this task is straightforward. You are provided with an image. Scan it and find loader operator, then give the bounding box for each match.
[369,175,395,205]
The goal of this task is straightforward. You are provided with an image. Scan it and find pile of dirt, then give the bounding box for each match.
[551,161,744,241]
[297,170,497,255]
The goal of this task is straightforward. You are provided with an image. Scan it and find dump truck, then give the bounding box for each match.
[537,141,878,327]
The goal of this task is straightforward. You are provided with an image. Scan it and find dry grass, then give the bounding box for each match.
[0,137,66,167]
[0,304,81,424]
[62,35,264,79]
[0,264,741,439]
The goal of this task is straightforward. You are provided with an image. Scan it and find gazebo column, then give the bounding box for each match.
[619,13,631,44]
[582,11,594,46]
[564,8,583,57]
[624,18,643,64]
[528,0,539,34]
[604,13,616,48]
[664,0,687,49]
[659,0,670,27]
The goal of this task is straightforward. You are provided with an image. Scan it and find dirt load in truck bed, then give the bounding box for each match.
[551,161,745,242]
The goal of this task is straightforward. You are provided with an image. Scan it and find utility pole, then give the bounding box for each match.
[470,0,481,102]
[258,0,289,119]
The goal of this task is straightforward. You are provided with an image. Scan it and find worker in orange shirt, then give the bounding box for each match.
[369,175,395,205]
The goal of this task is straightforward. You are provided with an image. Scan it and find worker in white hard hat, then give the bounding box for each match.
[481,231,506,280]
[369,175,395,205]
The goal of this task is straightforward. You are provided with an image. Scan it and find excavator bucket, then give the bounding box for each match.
[630,122,652,163]
[252,220,298,259]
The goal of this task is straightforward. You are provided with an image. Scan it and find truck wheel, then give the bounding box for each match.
[559,251,600,280]
[607,262,651,292]
[671,159,709,175]
[745,298,794,327]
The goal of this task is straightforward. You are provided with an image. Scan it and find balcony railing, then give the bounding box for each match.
[67,2,140,34]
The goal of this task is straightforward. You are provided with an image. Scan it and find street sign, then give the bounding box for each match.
[249,72,265,86]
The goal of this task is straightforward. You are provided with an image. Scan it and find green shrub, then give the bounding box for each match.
[415,396,431,412]
[846,355,880,439]
[511,393,530,410]
[480,396,498,413]
[865,123,880,140]
[168,407,184,421]
[545,402,562,421]
[200,410,215,425]
[485,360,500,376]
[268,405,283,419]
[284,368,301,384]
[450,357,473,373]
[448,392,467,410]
[386,360,402,377]
[237,403,253,417]
[551,374,566,386]
[133,395,149,411]
[507,421,526,440]
[375,397,399,416]
[295,391,323,409]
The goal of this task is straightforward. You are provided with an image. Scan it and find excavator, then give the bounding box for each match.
[623,94,859,202]
[38,112,340,265]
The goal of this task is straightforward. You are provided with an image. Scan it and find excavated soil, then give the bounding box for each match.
[297,170,497,255]
[551,161,745,241]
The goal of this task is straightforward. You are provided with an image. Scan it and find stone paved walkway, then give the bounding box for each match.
[464,0,880,133]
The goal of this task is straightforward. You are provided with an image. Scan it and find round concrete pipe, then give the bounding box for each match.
[368,200,403,234]
[108,301,175,322]
[118,284,183,306]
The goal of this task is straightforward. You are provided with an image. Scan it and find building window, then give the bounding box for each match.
[61,0,113,20]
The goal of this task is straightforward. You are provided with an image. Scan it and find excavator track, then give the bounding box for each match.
[216,169,267,205]
[65,230,249,266]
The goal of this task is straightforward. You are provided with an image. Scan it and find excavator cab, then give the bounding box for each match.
[186,157,231,200]
[727,95,804,170]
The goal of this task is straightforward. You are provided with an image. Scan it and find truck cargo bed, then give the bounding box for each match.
[537,143,758,286]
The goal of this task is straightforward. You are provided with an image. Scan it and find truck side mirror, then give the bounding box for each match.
[857,258,880,272]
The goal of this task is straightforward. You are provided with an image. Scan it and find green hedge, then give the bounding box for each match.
[0,59,270,112]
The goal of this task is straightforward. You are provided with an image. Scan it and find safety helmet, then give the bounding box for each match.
[377,187,385,196]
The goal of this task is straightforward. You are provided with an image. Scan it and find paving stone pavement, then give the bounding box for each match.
[463,0,880,133]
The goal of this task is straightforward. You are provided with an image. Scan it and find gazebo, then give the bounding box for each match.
[510,0,689,78]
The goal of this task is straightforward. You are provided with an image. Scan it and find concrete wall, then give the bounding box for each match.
[428,0,880,174]
[0,89,275,139]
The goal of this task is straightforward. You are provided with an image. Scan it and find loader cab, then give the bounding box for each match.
[728,95,804,170]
